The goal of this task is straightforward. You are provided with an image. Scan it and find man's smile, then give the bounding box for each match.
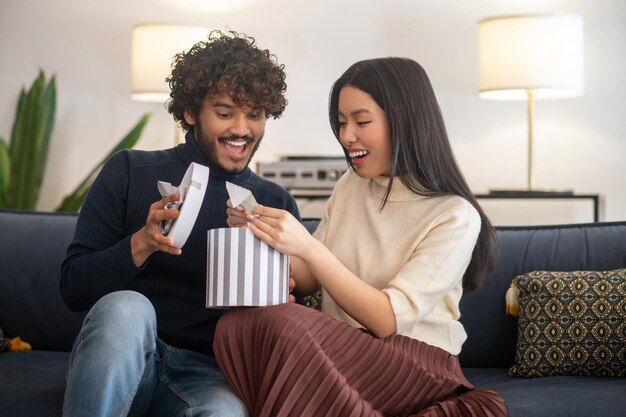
[221,137,253,159]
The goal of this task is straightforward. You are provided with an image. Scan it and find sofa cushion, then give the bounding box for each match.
[464,367,626,417]
[0,210,85,351]
[0,351,68,416]
[509,268,626,377]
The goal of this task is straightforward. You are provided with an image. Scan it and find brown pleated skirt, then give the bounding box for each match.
[214,303,507,417]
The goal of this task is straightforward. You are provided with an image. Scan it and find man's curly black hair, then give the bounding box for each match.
[166,30,287,132]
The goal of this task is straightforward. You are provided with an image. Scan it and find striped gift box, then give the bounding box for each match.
[206,227,289,308]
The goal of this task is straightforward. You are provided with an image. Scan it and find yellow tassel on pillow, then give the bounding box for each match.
[8,337,32,352]
[505,280,520,317]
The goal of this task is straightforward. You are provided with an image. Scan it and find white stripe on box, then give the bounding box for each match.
[229,228,239,306]
[279,253,285,303]
[267,247,280,300]
[212,230,219,306]
[244,228,254,305]
[216,228,225,306]
[236,229,245,305]
[267,247,275,304]
[259,238,268,305]
[272,252,283,301]
[253,236,261,305]
[207,230,213,307]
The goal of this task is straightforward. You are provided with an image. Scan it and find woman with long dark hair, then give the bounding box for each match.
[216,57,507,417]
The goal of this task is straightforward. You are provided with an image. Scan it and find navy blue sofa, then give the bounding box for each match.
[0,209,625,416]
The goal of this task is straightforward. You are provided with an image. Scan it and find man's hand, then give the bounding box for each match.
[226,199,250,228]
[130,193,182,267]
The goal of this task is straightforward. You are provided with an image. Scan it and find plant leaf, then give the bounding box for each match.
[55,113,151,212]
[6,86,33,208]
[0,138,10,206]
[7,71,55,210]
[11,72,44,209]
[32,75,57,203]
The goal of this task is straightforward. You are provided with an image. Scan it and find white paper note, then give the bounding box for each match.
[226,181,258,212]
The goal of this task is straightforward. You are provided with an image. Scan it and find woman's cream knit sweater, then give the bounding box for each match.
[314,170,481,355]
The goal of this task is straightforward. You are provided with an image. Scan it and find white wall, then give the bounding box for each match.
[1,0,624,220]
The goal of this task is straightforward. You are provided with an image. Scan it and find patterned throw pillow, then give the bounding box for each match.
[508,268,626,377]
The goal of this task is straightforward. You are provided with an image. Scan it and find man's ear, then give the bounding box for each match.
[183,108,196,126]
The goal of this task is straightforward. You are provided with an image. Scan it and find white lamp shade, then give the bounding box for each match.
[131,24,210,102]
[478,15,584,100]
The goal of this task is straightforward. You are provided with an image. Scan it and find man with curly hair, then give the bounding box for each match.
[60,31,299,417]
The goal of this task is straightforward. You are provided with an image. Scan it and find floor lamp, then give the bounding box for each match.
[478,14,583,193]
[130,24,210,144]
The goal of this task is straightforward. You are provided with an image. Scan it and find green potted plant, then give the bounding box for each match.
[0,70,151,212]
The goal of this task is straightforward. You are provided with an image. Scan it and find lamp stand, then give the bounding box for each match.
[488,89,573,197]
[526,89,534,191]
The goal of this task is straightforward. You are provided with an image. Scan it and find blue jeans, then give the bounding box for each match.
[63,291,247,417]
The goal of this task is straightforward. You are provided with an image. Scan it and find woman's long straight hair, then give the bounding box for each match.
[328,57,495,292]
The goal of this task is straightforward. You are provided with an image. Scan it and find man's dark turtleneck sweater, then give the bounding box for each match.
[60,132,299,357]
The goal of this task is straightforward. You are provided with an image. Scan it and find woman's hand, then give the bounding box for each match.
[287,261,296,303]
[226,199,249,228]
[131,193,182,267]
[245,206,320,298]
[288,277,296,303]
[246,205,316,259]
[250,208,397,337]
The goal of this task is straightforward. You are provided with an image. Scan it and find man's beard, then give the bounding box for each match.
[194,120,263,174]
